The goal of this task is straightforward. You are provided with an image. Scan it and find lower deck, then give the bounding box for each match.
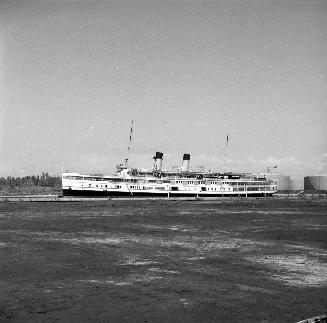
[62,189,274,198]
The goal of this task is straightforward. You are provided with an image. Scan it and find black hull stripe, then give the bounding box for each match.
[62,189,272,198]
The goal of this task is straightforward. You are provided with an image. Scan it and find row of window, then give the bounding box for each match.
[201,187,231,191]
[65,177,165,184]
[206,182,272,186]
[63,176,84,180]
[64,176,273,187]
[232,187,272,191]
[173,180,273,186]
[76,184,274,192]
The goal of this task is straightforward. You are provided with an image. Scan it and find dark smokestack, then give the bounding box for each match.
[183,154,190,161]
[156,152,163,160]
[154,152,163,171]
[182,154,190,172]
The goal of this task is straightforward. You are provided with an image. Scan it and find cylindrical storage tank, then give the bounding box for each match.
[290,179,304,191]
[304,175,327,191]
[269,174,291,191]
[181,154,190,172]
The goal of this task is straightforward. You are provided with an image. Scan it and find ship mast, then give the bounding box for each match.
[125,120,134,167]
[223,133,229,173]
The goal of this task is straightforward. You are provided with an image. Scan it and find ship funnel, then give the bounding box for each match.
[155,152,163,171]
[153,152,163,171]
[182,153,190,172]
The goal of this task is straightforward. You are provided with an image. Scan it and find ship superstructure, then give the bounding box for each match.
[62,152,278,197]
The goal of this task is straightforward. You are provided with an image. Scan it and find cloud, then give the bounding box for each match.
[247,155,327,179]
[249,156,280,167]
[187,154,327,179]
[81,126,95,138]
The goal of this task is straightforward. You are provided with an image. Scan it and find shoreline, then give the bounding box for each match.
[0,193,326,202]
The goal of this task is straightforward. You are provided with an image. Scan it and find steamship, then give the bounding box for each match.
[62,152,278,198]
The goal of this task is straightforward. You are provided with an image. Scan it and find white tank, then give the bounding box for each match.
[268,174,291,191]
[290,179,304,191]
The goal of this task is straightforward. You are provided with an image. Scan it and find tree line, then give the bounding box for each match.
[0,172,61,188]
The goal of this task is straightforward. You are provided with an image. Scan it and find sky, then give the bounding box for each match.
[0,0,326,180]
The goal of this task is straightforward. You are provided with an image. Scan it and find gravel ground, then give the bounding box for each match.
[0,199,326,322]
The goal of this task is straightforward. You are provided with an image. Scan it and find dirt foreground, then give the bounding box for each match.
[0,199,326,322]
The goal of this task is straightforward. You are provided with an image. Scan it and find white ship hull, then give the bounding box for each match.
[62,172,278,198]
[62,152,278,198]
